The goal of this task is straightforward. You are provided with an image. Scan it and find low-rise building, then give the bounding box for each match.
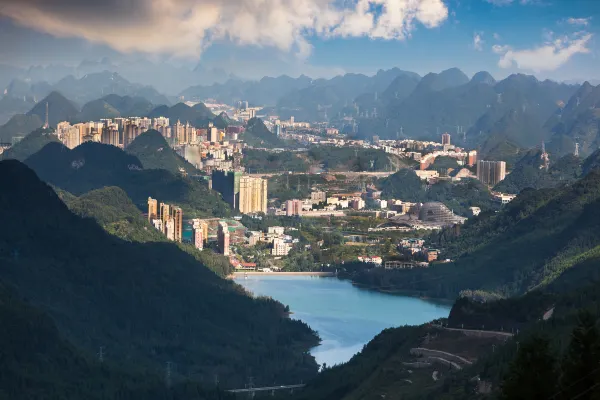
[351,197,365,210]
[272,238,292,256]
[374,199,388,209]
[357,256,383,266]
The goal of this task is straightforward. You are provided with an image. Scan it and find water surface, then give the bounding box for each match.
[235,275,451,367]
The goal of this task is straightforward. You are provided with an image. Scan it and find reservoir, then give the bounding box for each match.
[235,275,451,367]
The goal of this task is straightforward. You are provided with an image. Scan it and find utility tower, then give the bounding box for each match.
[575,143,580,157]
[43,102,49,129]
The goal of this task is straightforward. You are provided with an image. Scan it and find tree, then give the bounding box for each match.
[559,311,600,400]
[499,335,558,400]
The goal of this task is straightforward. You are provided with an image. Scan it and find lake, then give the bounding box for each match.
[235,275,451,367]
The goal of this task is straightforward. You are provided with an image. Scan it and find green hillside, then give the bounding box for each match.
[494,151,582,193]
[0,160,319,388]
[242,118,286,148]
[0,113,43,143]
[28,91,79,127]
[0,282,232,400]
[127,129,198,174]
[62,186,232,276]
[355,170,600,299]
[24,141,227,218]
[0,128,59,161]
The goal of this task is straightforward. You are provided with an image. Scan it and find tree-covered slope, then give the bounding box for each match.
[0,160,319,388]
[356,171,600,299]
[24,141,227,218]
[126,129,198,174]
[0,282,232,400]
[242,117,286,148]
[494,151,582,193]
[0,113,43,143]
[61,186,232,276]
[27,91,79,127]
[0,127,59,161]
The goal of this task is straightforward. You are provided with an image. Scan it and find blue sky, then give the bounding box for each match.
[0,0,598,81]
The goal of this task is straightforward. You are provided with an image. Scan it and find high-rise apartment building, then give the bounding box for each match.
[212,170,243,209]
[239,175,268,214]
[160,203,171,226]
[148,197,158,221]
[172,207,183,243]
[218,221,230,256]
[442,133,451,146]
[208,123,219,143]
[286,199,303,216]
[477,160,506,186]
[193,225,204,250]
[468,150,478,167]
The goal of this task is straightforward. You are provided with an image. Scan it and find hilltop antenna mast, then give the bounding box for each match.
[43,102,49,129]
[575,143,580,157]
[165,362,172,388]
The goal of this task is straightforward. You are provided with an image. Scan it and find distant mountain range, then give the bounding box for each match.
[178,68,600,161]
[1,64,599,162]
[4,71,170,106]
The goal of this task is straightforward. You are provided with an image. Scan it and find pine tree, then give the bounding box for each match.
[559,311,600,400]
[499,335,558,400]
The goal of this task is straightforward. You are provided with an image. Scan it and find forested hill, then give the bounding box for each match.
[494,151,582,193]
[354,169,600,299]
[61,186,233,277]
[0,160,319,388]
[126,129,198,175]
[24,141,228,218]
[0,282,232,400]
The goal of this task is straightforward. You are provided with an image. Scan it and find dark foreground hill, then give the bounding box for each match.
[0,282,232,400]
[0,160,319,388]
[126,129,198,174]
[24,141,227,218]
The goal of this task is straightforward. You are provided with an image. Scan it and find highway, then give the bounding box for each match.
[227,384,305,393]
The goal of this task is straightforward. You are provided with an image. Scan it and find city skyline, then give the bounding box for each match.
[0,0,598,83]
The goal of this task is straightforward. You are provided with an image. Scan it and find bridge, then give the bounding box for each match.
[227,384,305,395]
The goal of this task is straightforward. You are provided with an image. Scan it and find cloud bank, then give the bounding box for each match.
[493,32,592,72]
[0,0,448,58]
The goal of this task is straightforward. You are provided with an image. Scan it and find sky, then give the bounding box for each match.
[0,0,598,82]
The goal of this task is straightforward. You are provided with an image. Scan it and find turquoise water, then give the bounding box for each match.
[235,275,451,367]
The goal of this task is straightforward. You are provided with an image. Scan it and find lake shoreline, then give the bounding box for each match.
[229,271,335,278]
[234,274,451,367]
[349,281,456,304]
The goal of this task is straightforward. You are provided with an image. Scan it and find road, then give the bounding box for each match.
[227,384,305,393]
[442,327,514,338]
[246,171,396,178]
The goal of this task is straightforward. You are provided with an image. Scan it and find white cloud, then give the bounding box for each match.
[566,17,591,27]
[473,32,484,51]
[484,0,542,5]
[493,33,501,40]
[494,32,593,71]
[1,0,449,59]
[492,44,510,54]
